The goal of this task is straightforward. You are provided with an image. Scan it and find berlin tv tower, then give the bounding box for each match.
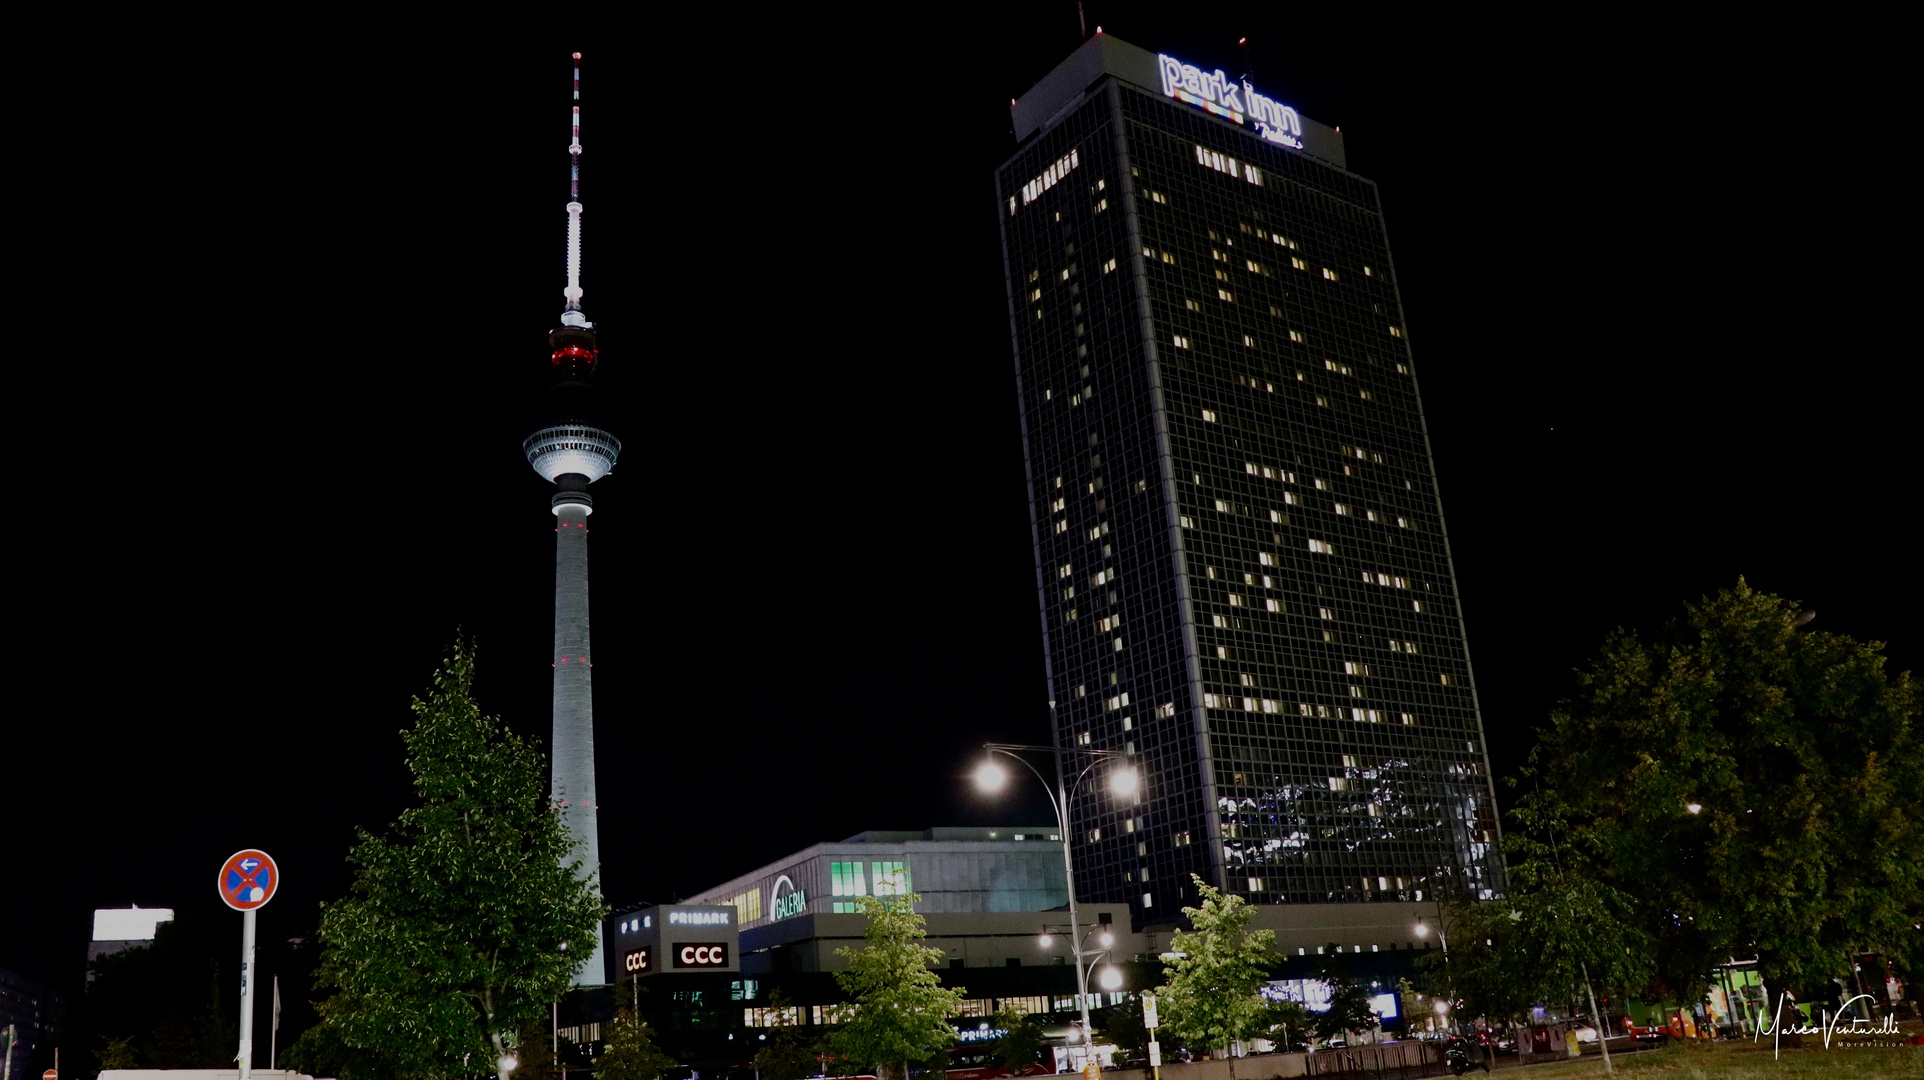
[523,52,617,986]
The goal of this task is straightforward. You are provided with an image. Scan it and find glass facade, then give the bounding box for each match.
[997,62,1505,920]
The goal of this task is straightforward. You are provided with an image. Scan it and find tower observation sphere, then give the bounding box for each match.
[525,51,618,988]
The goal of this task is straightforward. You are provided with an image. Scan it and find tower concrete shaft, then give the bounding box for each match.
[552,498,605,985]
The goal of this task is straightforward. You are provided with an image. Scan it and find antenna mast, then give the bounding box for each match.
[562,52,588,327]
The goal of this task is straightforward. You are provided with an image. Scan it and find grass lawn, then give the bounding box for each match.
[1500,1028,1923,1079]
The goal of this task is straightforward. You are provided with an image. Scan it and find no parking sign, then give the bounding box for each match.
[219,849,280,911]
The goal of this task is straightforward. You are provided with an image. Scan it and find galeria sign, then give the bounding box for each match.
[1156,53,1303,149]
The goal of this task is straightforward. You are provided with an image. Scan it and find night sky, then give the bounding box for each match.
[7,10,1913,992]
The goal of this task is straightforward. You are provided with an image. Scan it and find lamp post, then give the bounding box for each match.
[976,741,1135,1057]
[1414,915,1453,1033]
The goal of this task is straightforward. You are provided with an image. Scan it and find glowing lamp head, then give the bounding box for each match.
[500,1056,519,1073]
[1687,802,1703,815]
[1433,999,1450,1015]
[1099,966,1124,991]
[1413,922,1430,938]
[1099,930,1115,947]
[975,760,1008,793]
[1109,768,1139,796]
[1039,932,1054,948]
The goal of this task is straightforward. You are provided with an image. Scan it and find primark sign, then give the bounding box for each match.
[1157,54,1303,150]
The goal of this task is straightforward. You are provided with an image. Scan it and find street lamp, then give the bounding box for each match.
[1100,966,1124,991]
[974,740,1132,1053]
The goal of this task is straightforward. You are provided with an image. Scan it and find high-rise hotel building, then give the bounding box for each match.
[997,34,1505,922]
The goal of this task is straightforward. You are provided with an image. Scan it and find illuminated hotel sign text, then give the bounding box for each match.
[1156,54,1304,150]
[1011,149,1080,214]
[668,910,731,926]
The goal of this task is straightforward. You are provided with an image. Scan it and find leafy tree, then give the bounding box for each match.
[1509,581,1922,1004]
[79,909,236,1072]
[752,990,821,1080]
[1260,998,1311,1051]
[97,1036,140,1070]
[1154,875,1277,1067]
[1307,948,1377,1044]
[1091,997,1149,1060]
[299,640,605,1080]
[1424,879,1652,1026]
[828,894,967,1080]
[990,1006,1047,1073]
[599,996,678,1080]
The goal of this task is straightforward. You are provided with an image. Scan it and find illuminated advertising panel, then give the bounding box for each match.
[1155,53,1304,150]
[672,942,730,968]
[622,947,652,973]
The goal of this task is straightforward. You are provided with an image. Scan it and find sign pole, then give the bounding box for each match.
[239,906,257,1079]
[218,850,278,1080]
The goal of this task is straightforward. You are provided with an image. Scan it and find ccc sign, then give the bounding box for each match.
[673,942,730,968]
[623,947,652,973]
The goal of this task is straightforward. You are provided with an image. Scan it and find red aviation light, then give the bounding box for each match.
[551,345,599,365]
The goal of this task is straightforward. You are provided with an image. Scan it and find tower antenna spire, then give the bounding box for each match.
[562,52,588,327]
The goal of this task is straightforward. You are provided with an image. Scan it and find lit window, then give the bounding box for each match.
[1055,520,1067,533]
[1291,256,1308,270]
[1441,674,1456,686]
[1319,607,1333,620]
[1389,326,1404,338]
[1218,289,1234,302]
[1214,499,1228,512]
[1258,551,1274,566]
[1242,334,1254,346]
[1322,268,1339,281]
[1199,408,1215,421]
[1059,564,1072,578]
[1089,829,1101,842]
[1162,251,1176,264]
[1174,335,1193,350]
[1095,198,1108,213]
[1103,257,1117,273]
[1345,662,1370,676]
[1186,298,1201,311]
[1179,515,1194,528]
[1308,539,1335,554]
[1364,266,1373,276]
[1150,191,1167,204]
[1265,598,1280,612]
[1228,594,1242,607]
[1289,330,1305,343]
[1334,503,1350,515]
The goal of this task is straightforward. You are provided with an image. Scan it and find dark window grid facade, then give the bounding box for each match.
[999,78,1505,914]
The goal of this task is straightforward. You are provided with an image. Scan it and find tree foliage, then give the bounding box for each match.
[1421,877,1652,1025]
[1092,997,1149,1060]
[598,1002,677,1080]
[989,1006,1047,1073]
[1154,875,1278,1053]
[77,909,237,1073]
[752,990,821,1080]
[299,640,605,1080]
[1306,948,1377,1043]
[828,894,967,1080]
[1509,581,1922,1001]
